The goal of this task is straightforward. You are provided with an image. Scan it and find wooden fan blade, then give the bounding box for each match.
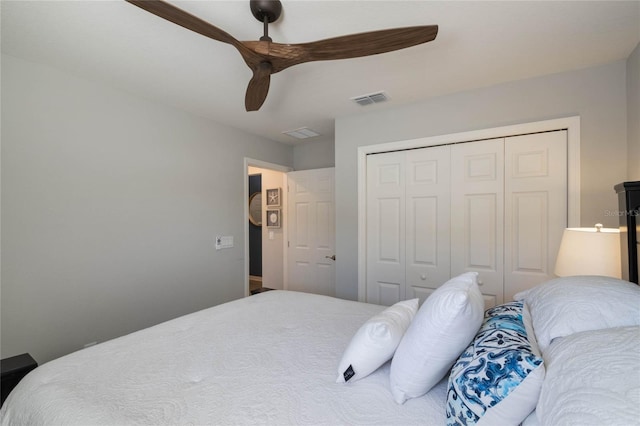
[126,0,258,60]
[245,62,273,111]
[301,25,438,60]
[256,25,438,73]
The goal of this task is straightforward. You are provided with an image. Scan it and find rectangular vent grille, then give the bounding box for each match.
[351,91,389,106]
[282,127,320,139]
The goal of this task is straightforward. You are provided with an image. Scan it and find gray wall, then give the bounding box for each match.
[628,43,640,181]
[1,54,293,364]
[335,60,628,301]
[293,139,335,171]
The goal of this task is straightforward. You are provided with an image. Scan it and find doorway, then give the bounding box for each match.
[248,173,263,293]
[244,158,291,297]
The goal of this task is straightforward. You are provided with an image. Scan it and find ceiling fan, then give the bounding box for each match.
[125,0,438,112]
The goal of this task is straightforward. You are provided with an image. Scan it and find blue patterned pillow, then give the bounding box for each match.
[446,301,545,426]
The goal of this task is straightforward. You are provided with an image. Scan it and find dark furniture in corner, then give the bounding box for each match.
[615,181,640,284]
[1,353,37,407]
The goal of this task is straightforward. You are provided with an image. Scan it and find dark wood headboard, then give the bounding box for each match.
[615,181,640,284]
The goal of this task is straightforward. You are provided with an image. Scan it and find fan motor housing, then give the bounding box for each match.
[250,0,282,23]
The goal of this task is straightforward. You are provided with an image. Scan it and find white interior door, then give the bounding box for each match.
[405,145,451,305]
[287,168,335,296]
[450,138,505,309]
[366,151,406,305]
[504,131,568,300]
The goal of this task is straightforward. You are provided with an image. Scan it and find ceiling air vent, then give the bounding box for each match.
[282,127,321,140]
[351,91,389,106]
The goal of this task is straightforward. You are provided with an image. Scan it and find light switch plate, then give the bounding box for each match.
[215,235,234,250]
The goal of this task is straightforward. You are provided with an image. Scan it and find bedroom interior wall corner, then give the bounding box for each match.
[627,43,640,181]
[292,139,335,171]
[0,54,293,364]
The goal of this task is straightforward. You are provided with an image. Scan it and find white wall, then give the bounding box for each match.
[293,139,335,170]
[335,60,628,300]
[1,54,293,363]
[628,43,640,181]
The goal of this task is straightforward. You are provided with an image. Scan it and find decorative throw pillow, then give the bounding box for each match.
[446,301,545,426]
[336,298,418,383]
[514,275,640,352]
[389,272,484,404]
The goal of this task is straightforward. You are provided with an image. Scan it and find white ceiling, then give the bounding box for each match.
[2,1,639,145]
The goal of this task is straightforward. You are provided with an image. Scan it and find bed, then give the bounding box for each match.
[0,290,447,425]
[1,274,639,426]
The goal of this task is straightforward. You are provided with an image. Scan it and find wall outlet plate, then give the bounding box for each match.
[215,235,234,250]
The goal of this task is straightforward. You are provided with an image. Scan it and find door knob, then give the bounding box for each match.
[325,255,336,261]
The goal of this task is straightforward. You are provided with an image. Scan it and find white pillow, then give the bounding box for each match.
[336,298,418,383]
[514,275,640,352]
[536,326,640,425]
[390,272,484,404]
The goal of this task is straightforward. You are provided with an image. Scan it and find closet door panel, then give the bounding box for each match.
[376,282,403,306]
[377,198,403,263]
[406,145,451,304]
[366,152,406,305]
[505,131,567,300]
[451,139,505,308]
[511,192,547,271]
[407,286,437,305]
[465,194,499,269]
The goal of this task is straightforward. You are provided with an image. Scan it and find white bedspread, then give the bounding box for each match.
[535,325,640,425]
[1,290,447,425]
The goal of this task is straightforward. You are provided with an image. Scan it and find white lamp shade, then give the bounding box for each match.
[554,226,621,278]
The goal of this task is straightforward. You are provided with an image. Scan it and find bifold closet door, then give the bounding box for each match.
[451,139,505,309]
[405,145,451,304]
[366,146,451,306]
[366,151,406,305]
[504,131,567,301]
[366,130,568,307]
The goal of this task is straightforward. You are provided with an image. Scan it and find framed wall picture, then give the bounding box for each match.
[266,209,281,228]
[266,188,281,207]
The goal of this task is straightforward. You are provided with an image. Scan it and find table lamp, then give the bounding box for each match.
[554,223,621,278]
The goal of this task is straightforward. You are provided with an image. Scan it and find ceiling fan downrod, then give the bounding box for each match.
[250,0,282,42]
[261,15,271,42]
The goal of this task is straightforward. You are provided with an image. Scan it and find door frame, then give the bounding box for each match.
[356,116,581,302]
[244,158,292,297]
